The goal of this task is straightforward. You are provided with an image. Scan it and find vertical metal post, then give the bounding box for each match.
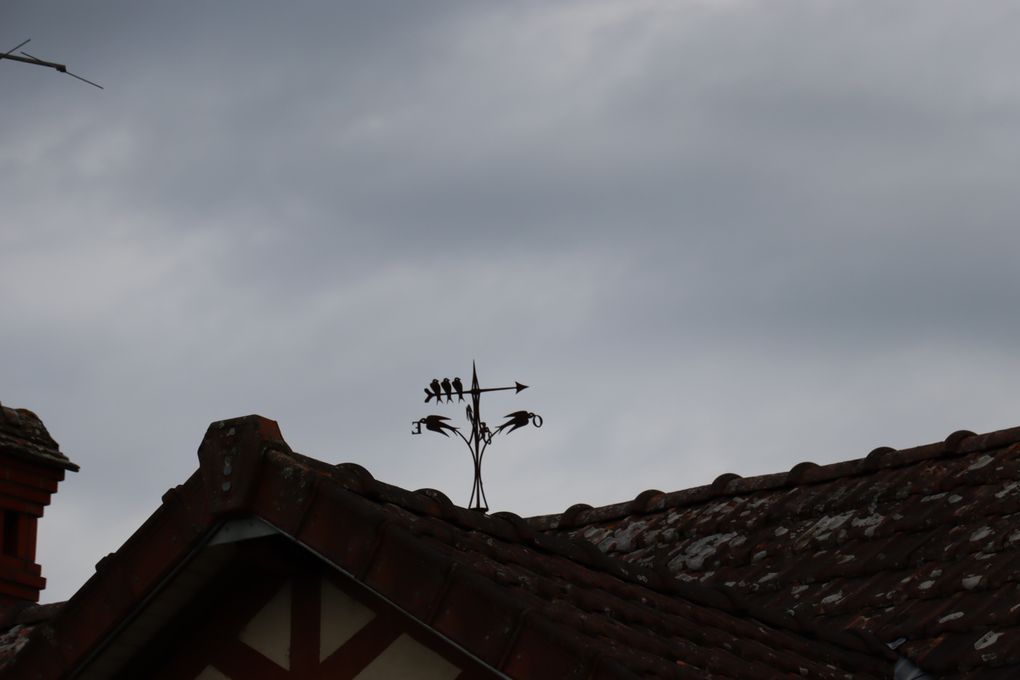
[469,363,485,510]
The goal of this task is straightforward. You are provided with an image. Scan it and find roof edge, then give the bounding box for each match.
[263,451,893,673]
[528,423,1020,530]
[5,414,895,679]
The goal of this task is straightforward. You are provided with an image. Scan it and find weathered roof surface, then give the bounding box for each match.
[283,454,889,679]
[0,603,63,670]
[0,403,78,472]
[531,425,1020,680]
[7,416,891,679]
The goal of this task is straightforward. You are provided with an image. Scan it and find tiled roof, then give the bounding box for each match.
[530,425,1020,680]
[0,403,78,472]
[0,603,63,670]
[7,416,892,679]
[286,454,889,679]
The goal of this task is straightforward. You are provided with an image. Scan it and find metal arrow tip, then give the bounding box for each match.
[515,382,528,393]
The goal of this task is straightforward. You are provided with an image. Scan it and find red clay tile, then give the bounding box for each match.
[535,421,1020,677]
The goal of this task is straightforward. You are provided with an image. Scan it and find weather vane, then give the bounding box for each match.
[413,362,542,512]
[1,39,103,89]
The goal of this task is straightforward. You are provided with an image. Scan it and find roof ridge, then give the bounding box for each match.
[615,473,1020,562]
[284,452,892,669]
[529,424,1020,530]
[5,414,895,679]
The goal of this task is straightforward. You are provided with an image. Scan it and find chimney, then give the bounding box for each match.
[0,403,78,604]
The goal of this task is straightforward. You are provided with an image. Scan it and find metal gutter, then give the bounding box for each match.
[894,654,936,679]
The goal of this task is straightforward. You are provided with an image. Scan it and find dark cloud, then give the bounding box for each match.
[5,1,1020,600]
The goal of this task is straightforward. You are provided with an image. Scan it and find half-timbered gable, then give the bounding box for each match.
[117,534,479,680]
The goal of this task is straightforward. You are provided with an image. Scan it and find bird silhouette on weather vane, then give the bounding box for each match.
[413,362,542,511]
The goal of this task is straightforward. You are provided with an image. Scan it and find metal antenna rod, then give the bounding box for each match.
[2,39,31,60]
[1,40,103,89]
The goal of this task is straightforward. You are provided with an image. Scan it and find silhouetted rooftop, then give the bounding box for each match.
[531,424,1020,679]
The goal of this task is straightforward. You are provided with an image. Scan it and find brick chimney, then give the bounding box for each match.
[0,403,77,604]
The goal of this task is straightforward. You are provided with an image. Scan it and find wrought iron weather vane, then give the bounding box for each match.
[413,362,542,512]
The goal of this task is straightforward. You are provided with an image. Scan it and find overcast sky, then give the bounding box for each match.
[5,0,1020,602]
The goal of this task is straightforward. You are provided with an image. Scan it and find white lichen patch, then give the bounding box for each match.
[970,526,993,542]
[666,532,738,570]
[821,591,844,605]
[743,497,770,510]
[921,492,948,503]
[604,520,650,552]
[939,611,964,623]
[919,580,935,590]
[967,454,995,471]
[962,575,983,590]
[974,631,1002,650]
[996,482,1020,499]
[774,526,789,537]
[948,494,963,504]
[851,513,883,537]
[0,624,30,659]
[809,512,854,535]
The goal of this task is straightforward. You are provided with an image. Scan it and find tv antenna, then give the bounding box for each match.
[1,39,103,89]
[413,362,542,511]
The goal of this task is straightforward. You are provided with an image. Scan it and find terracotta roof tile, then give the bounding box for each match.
[9,416,893,679]
[0,603,64,672]
[533,422,1020,677]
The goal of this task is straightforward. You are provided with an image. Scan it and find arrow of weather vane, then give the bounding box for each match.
[413,362,542,511]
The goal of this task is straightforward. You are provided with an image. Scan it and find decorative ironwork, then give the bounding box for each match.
[413,362,542,512]
[1,39,103,89]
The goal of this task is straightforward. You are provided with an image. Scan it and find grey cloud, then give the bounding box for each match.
[6,0,1020,600]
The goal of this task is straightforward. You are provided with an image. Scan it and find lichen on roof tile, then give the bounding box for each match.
[534,420,1020,678]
